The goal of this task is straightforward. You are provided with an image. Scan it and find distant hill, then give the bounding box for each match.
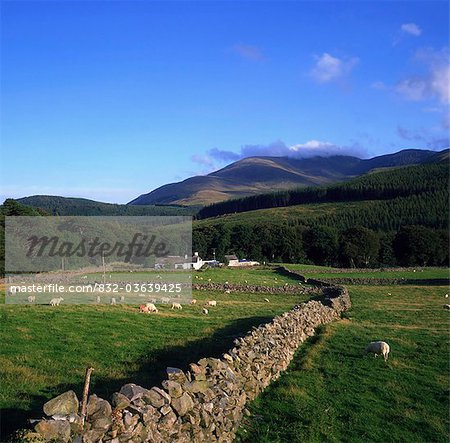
[129,149,446,206]
[16,195,199,216]
[198,161,450,219]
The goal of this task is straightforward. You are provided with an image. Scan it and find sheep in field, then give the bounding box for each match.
[445,294,449,298]
[206,300,217,307]
[145,303,158,313]
[110,297,116,305]
[50,297,64,306]
[27,295,36,303]
[443,304,450,310]
[96,296,101,303]
[264,298,270,303]
[191,299,197,305]
[171,302,182,310]
[202,308,209,315]
[119,295,125,302]
[365,341,390,361]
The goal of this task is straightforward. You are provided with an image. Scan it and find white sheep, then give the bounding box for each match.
[110,297,116,305]
[365,341,390,361]
[225,289,231,294]
[145,303,158,313]
[27,295,36,303]
[191,299,197,305]
[206,300,217,307]
[443,304,450,310]
[445,294,449,298]
[171,302,182,310]
[202,308,209,315]
[96,296,101,303]
[161,297,171,304]
[264,298,270,303]
[50,297,64,306]
[119,295,125,302]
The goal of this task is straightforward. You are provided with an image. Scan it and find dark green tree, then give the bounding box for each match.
[393,225,440,266]
[339,226,380,267]
[303,225,338,266]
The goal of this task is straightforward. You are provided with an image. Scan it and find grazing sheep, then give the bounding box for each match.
[171,302,182,310]
[202,308,209,315]
[264,298,270,303]
[365,341,390,361]
[387,292,392,296]
[161,297,171,304]
[206,300,217,307]
[443,304,450,310]
[191,299,197,305]
[144,303,158,313]
[110,297,116,305]
[96,296,101,303]
[27,295,36,303]
[50,297,64,306]
[445,294,449,298]
[225,289,231,294]
[149,298,157,303]
[119,295,125,302]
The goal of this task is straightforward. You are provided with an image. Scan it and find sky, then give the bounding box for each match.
[1,0,449,203]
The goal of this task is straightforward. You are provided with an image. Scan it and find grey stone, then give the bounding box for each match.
[87,394,112,419]
[112,392,131,409]
[171,392,194,416]
[166,367,187,383]
[162,380,183,398]
[119,383,149,401]
[43,390,79,416]
[159,404,173,416]
[35,420,71,442]
[158,411,177,431]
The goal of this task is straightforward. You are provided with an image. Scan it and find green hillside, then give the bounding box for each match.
[198,162,449,219]
[16,195,199,216]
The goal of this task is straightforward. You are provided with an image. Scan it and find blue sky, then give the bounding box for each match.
[1,0,449,203]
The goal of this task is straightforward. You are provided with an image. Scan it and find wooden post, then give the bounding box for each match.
[80,366,94,425]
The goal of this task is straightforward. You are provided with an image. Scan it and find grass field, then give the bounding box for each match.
[193,267,302,286]
[1,266,448,442]
[238,284,450,443]
[0,286,305,440]
[278,264,449,280]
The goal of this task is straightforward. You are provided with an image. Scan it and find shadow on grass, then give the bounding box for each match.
[1,314,273,442]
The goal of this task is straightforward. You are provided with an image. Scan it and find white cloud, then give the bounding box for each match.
[229,44,265,62]
[311,53,359,84]
[395,78,429,101]
[401,23,422,36]
[395,47,450,104]
[199,140,368,167]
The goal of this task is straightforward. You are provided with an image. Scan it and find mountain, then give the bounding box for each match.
[129,149,447,206]
[15,195,199,216]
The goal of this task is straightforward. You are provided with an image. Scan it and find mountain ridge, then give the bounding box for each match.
[129,148,448,206]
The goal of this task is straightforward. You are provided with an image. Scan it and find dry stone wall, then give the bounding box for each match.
[29,280,350,443]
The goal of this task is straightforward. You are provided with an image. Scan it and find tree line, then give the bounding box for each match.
[193,223,449,268]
